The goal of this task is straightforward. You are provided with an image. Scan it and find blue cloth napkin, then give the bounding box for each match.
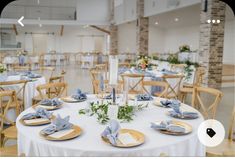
[23,71,41,78]
[22,107,52,120]
[101,120,120,145]
[136,94,153,101]
[169,103,199,119]
[118,67,129,74]
[161,69,177,75]
[41,115,73,135]
[40,98,62,106]
[151,120,185,133]
[71,89,87,100]
[160,99,181,108]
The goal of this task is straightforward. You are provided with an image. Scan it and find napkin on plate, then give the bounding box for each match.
[169,104,198,119]
[40,98,62,106]
[22,107,52,120]
[101,120,120,145]
[161,69,177,75]
[151,120,185,133]
[71,89,87,100]
[41,115,73,135]
[136,94,153,101]
[160,99,180,108]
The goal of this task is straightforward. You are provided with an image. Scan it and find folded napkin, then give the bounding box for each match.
[151,120,185,133]
[161,69,177,75]
[41,115,73,135]
[118,67,129,74]
[71,89,87,100]
[22,107,52,120]
[101,120,120,145]
[40,98,62,106]
[160,99,181,108]
[169,104,198,119]
[136,94,153,101]
[23,71,41,78]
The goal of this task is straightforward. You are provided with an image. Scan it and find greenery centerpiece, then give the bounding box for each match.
[137,54,151,70]
[179,44,191,52]
[0,64,7,74]
[79,101,148,124]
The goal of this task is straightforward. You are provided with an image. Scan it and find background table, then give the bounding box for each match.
[16,95,205,157]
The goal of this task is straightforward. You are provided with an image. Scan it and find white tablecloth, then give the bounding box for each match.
[16,95,205,157]
[3,75,46,121]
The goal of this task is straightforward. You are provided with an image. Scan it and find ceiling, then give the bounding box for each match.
[1,0,77,20]
[149,4,234,29]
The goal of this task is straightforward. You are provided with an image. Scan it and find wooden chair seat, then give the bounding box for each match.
[0,145,17,157]
[2,126,17,139]
[206,139,235,157]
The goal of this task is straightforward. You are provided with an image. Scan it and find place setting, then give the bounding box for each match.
[33,98,63,111]
[167,102,199,120]
[101,120,145,148]
[61,89,87,103]
[19,107,54,126]
[150,120,192,136]
[153,98,180,108]
[39,115,82,141]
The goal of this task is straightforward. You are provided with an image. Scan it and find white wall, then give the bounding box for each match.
[15,26,106,54]
[149,25,165,54]
[117,22,136,53]
[163,25,200,53]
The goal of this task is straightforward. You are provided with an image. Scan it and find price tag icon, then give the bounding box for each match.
[206,128,216,138]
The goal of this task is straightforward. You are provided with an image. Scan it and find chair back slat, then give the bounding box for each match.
[141,80,169,97]
[192,86,223,119]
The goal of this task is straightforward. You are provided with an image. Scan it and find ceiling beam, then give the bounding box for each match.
[60,25,64,36]
[90,25,110,35]
[12,24,18,35]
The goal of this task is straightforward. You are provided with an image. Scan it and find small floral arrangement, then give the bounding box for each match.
[179,45,191,52]
[137,55,151,70]
[0,63,7,73]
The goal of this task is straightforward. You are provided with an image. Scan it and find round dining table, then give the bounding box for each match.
[16,95,205,157]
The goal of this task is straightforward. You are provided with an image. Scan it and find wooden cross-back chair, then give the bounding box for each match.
[39,66,55,82]
[180,67,206,103]
[206,106,235,157]
[0,90,19,147]
[49,70,66,83]
[162,74,184,99]
[0,80,28,111]
[192,86,223,119]
[36,82,67,101]
[121,73,144,94]
[141,80,169,98]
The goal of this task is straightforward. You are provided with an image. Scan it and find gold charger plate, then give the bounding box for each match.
[154,120,192,136]
[102,129,145,148]
[61,96,86,103]
[40,125,82,141]
[32,103,63,111]
[19,115,55,126]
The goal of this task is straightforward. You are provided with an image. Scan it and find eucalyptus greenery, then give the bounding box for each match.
[78,102,148,124]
